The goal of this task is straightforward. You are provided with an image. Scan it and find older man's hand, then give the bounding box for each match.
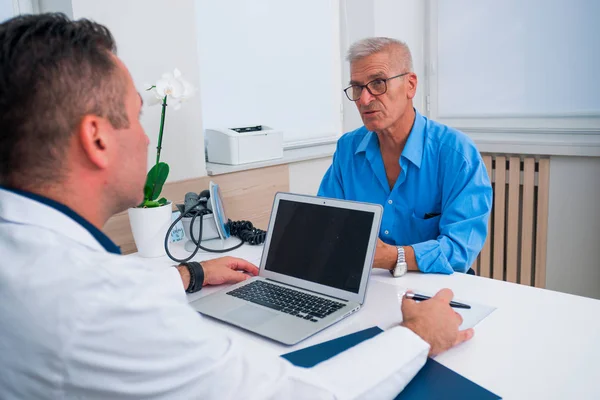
[372,238,397,270]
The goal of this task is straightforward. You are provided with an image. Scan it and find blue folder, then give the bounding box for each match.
[281,326,501,399]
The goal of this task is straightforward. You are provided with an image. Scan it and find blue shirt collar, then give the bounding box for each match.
[355,129,376,155]
[354,109,426,169]
[402,109,426,169]
[1,186,121,255]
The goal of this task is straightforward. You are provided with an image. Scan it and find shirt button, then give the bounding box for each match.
[384,230,389,235]
[388,200,393,204]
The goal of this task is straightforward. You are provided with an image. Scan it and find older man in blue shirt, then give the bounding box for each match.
[319,37,492,275]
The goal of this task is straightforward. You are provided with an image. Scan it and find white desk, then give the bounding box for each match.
[136,242,600,399]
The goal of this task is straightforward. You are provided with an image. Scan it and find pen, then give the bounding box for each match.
[405,293,471,309]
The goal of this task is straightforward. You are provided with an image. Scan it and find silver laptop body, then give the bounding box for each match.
[191,192,383,345]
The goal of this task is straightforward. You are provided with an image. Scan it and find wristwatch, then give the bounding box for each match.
[391,246,407,277]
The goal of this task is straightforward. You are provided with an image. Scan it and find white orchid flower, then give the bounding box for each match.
[143,82,163,106]
[145,68,195,110]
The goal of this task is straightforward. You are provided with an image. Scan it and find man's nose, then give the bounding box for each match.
[356,87,375,106]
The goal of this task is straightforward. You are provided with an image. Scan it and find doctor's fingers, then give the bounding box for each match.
[224,257,259,276]
[222,268,252,284]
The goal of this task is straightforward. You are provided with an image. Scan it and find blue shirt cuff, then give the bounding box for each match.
[411,241,455,275]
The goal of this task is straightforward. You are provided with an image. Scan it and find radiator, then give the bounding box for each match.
[473,154,550,287]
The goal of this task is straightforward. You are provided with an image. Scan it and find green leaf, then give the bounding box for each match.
[142,200,161,208]
[143,162,170,201]
[143,181,153,202]
[157,197,168,205]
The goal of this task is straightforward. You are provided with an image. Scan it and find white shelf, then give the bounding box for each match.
[206,144,336,176]
[467,131,600,157]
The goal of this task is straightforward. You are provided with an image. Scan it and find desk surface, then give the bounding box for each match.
[134,242,600,399]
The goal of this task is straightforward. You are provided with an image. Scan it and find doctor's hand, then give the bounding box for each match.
[400,288,474,356]
[201,256,259,286]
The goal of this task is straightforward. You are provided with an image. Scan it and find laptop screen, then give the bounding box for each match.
[264,199,375,294]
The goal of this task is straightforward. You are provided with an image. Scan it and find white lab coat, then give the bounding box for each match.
[0,188,429,399]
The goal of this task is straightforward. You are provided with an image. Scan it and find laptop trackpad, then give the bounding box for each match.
[226,304,278,328]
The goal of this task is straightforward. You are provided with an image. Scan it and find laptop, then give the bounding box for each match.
[190,192,383,345]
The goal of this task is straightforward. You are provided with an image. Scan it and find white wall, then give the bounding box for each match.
[39,0,72,17]
[0,0,13,22]
[71,0,206,182]
[195,0,341,145]
[546,156,600,299]
[435,0,600,118]
[289,158,333,195]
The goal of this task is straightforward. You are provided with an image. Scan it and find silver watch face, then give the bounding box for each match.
[391,262,408,277]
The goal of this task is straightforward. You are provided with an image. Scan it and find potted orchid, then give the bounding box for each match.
[128,69,195,257]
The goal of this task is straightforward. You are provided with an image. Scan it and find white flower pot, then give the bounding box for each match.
[128,203,172,258]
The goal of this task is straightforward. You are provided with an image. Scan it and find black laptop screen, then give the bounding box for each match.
[263,199,374,294]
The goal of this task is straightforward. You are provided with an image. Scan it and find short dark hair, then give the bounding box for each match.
[0,13,129,189]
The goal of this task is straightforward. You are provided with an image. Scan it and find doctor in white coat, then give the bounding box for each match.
[0,13,474,399]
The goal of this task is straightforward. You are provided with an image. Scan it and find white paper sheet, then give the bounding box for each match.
[364,280,496,331]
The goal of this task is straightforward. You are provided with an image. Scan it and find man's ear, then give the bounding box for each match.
[77,115,112,169]
[406,73,418,100]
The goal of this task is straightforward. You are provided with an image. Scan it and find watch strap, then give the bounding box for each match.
[180,261,204,293]
[397,246,406,264]
[390,246,407,277]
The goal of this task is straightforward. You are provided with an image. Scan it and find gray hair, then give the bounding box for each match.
[347,37,413,72]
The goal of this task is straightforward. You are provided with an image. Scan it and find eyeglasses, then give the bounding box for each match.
[343,72,409,101]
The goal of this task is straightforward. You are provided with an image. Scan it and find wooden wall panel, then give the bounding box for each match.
[492,156,506,281]
[506,157,521,283]
[520,158,535,286]
[476,154,550,288]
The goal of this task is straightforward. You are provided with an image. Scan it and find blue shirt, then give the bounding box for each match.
[318,110,492,274]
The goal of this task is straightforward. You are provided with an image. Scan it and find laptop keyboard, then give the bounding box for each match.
[226,280,346,323]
